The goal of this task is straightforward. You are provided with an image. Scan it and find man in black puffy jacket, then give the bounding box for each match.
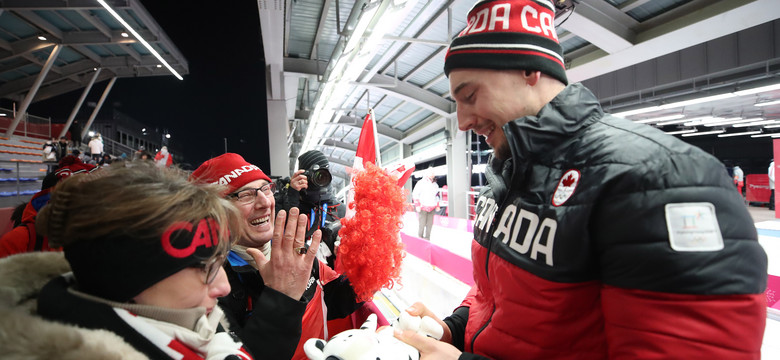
[396,0,767,359]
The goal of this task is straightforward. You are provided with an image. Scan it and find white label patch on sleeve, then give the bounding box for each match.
[664,202,724,252]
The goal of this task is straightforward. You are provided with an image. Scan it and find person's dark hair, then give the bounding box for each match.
[138,151,153,160]
[41,171,58,190]
[10,201,26,228]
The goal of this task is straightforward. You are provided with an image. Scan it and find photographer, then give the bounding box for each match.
[276,150,344,268]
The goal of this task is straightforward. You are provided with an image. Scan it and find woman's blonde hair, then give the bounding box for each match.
[37,163,246,259]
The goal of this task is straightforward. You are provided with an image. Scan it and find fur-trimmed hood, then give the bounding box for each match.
[0,252,148,359]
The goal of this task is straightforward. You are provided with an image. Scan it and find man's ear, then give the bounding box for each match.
[523,70,542,86]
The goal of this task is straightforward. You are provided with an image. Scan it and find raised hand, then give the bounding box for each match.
[247,208,321,300]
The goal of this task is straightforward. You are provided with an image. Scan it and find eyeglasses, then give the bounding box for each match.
[228,183,276,205]
[197,253,227,285]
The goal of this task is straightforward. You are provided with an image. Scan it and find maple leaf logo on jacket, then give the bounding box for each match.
[561,173,577,187]
[552,169,580,207]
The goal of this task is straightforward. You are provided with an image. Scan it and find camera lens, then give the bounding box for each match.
[311,168,332,187]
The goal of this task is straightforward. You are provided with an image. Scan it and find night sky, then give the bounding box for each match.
[22,0,270,171]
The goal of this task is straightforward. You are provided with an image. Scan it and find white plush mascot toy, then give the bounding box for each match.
[303,311,444,360]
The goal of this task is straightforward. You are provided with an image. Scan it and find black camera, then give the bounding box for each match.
[303,164,332,188]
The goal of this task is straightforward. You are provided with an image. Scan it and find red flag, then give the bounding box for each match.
[386,159,416,187]
[355,112,376,167]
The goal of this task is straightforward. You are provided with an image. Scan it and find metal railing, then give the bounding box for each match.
[0,108,52,139]
[0,159,46,206]
[100,136,136,158]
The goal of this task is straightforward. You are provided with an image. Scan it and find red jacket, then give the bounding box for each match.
[0,189,60,258]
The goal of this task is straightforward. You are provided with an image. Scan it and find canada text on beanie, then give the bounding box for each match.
[65,217,223,302]
[444,0,568,85]
[190,153,271,196]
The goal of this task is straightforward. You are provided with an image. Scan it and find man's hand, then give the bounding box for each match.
[248,207,321,300]
[394,329,462,360]
[403,302,452,343]
[290,169,308,191]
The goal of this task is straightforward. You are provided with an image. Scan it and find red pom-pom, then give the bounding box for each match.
[337,162,406,302]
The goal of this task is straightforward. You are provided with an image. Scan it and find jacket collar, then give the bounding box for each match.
[486,83,603,200]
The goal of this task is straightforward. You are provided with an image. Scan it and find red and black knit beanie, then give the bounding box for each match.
[444,0,568,85]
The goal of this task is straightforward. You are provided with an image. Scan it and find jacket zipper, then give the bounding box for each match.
[470,127,519,353]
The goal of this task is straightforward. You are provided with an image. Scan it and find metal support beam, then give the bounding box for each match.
[5,44,61,137]
[568,0,780,82]
[60,68,101,139]
[558,0,636,54]
[82,76,116,140]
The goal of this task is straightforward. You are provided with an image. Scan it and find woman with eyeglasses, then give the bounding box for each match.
[191,153,361,360]
[3,163,264,359]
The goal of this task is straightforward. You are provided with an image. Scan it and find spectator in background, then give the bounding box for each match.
[412,168,440,240]
[275,150,343,267]
[138,150,153,161]
[99,154,112,167]
[55,137,69,162]
[69,119,83,148]
[42,138,56,163]
[133,146,146,161]
[395,1,767,358]
[155,146,173,168]
[0,155,98,258]
[88,134,103,163]
[733,165,744,196]
[770,159,775,211]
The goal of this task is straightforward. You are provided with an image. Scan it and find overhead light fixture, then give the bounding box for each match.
[635,114,684,124]
[613,81,780,119]
[657,116,714,126]
[755,99,780,107]
[661,93,737,110]
[750,133,780,138]
[717,131,762,137]
[734,83,780,96]
[300,0,415,153]
[683,117,730,126]
[156,64,162,68]
[613,106,661,117]
[764,123,780,129]
[0,113,7,117]
[98,0,183,80]
[665,129,696,135]
[121,32,129,38]
[682,129,725,137]
[733,119,778,127]
[37,35,47,41]
[703,117,763,127]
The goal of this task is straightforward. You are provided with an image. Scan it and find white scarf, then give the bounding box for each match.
[69,286,252,360]
[113,306,252,360]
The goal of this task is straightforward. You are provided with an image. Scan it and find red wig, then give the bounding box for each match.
[337,162,406,302]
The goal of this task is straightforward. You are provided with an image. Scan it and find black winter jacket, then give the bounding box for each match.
[447,83,767,360]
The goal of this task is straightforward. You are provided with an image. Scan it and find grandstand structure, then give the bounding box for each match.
[261,0,780,219]
[0,0,187,203]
